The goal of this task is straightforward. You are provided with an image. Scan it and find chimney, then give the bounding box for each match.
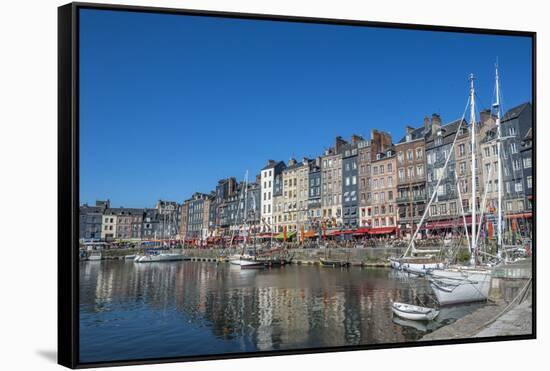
[335,136,347,154]
[302,157,310,165]
[266,159,275,167]
[351,134,364,144]
[480,109,491,123]
[288,157,297,166]
[431,113,442,135]
[423,116,430,134]
[315,156,321,167]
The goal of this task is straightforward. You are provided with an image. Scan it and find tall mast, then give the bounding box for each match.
[469,73,477,265]
[243,170,249,245]
[493,63,503,258]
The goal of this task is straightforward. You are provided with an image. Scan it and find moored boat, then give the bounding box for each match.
[391,256,446,273]
[391,302,439,321]
[428,267,492,305]
[319,257,350,268]
[134,250,186,262]
[87,251,102,261]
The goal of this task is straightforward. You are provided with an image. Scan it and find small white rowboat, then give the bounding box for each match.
[392,302,439,321]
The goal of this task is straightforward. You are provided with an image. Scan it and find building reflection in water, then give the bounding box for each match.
[79,261,482,362]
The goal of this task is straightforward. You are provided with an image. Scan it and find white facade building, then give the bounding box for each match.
[260,160,285,232]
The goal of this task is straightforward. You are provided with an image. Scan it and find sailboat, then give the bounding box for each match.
[229,171,265,269]
[427,71,502,305]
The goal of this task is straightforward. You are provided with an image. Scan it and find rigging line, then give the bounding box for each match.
[456,276,532,339]
[456,178,471,251]
[475,166,493,248]
[402,95,471,258]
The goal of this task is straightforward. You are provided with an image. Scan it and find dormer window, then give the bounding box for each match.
[406,134,412,142]
[387,150,392,157]
[377,153,382,160]
[435,137,442,146]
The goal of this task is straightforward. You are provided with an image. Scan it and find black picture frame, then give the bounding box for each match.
[58,2,537,368]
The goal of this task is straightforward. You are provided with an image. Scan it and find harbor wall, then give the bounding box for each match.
[98,246,452,264]
[182,247,406,262]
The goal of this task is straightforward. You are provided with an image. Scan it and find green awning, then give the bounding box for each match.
[275,231,297,240]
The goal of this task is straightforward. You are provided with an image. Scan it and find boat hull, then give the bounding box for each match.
[429,269,492,305]
[135,253,186,263]
[319,258,350,267]
[392,302,439,321]
[390,258,445,273]
[233,259,265,269]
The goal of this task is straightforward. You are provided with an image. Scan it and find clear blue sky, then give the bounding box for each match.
[79,8,532,208]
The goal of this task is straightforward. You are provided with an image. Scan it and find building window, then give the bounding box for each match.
[416,165,424,177]
[459,144,465,156]
[527,176,532,189]
[449,202,457,214]
[523,157,532,168]
[515,182,523,193]
[416,148,423,159]
[513,159,521,171]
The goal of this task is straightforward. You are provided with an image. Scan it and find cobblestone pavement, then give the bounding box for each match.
[474,300,532,337]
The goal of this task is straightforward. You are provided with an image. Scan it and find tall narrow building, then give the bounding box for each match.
[260,160,286,233]
[341,135,364,230]
[395,125,426,238]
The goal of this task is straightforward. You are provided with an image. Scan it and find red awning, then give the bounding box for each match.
[505,212,532,219]
[424,216,483,229]
[368,227,396,235]
[326,230,341,236]
[353,228,370,235]
[257,233,275,238]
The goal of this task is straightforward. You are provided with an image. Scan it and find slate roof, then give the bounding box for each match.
[397,126,425,144]
[502,102,531,122]
[261,160,285,170]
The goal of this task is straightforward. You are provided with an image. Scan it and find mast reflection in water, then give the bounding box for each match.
[79,261,481,363]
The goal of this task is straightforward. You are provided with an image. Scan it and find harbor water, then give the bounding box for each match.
[79,260,483,363]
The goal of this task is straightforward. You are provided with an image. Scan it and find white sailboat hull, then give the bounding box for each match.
[135,253,185,263]
[429,269,492,305]
[232,259,265,268]
[390,258,445,273]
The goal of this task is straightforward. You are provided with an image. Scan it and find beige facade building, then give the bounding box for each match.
[101,213,117,240]
[279,158,310,234]
[365,148,398,234]
[321,138,345,229]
